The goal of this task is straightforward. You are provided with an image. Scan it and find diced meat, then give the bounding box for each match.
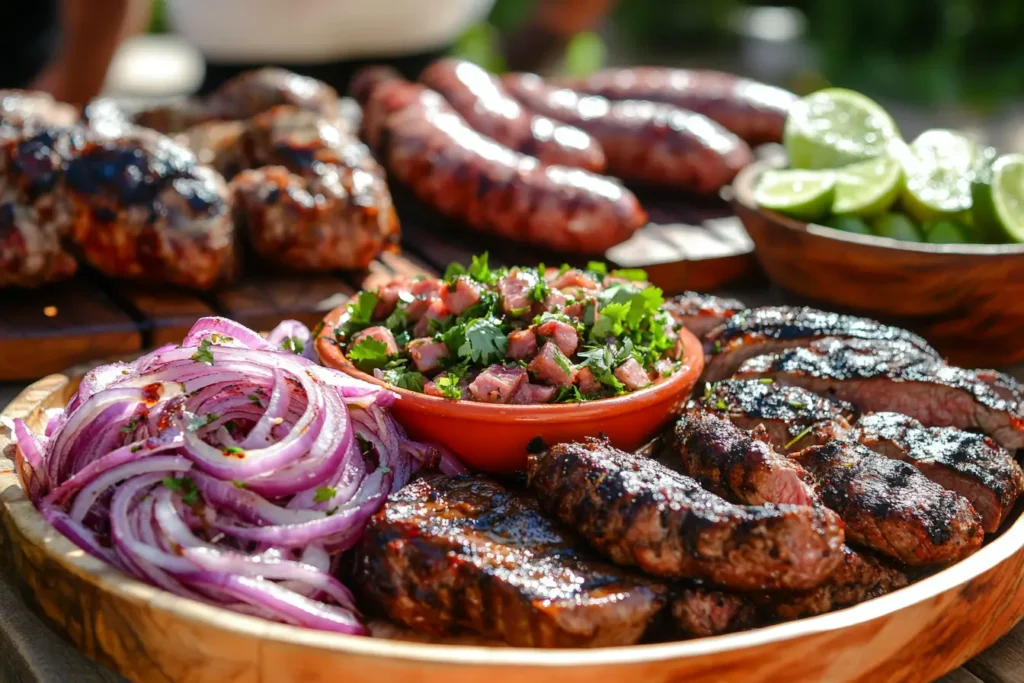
[351,326,398,355]
[412,298,449,337]
[535,319,579,356]
[528,342,575,387]
[373,279,410,319]
[410,277,442,297]
[406,338,449,373]
[468,364,528,403]
[575,366,601,394]
[550,269,598,290]
[440,277,482,316]
[507,329,538,361]
[497,269,536,315]
[543,289,567,312]
[613,358,651,391]
[510,383,557,405]
[563,299,585,318]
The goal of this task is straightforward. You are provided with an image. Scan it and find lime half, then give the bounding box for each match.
[832,155,902,217]
[784,88,900,170]
[972,153,1024,243]
[923,219,970,244]
[872,212,923,242]
[754,169,836,221]
[826,215,872,235]
[901,129,980,223]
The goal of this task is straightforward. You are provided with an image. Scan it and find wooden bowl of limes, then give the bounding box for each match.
[731,89,1024,367]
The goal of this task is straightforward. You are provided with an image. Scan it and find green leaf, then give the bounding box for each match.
[163,476,201,505]
[383,306,408,333]
[527,279,550,303]
[759,378,775,384]
[586,260,608,276]
[186,413,218,432]
[348,337,391,371]
[443,261,467,283]
[120,417,139,434]
[348,291,378,326]
[190,338,214,365]
[381,368,426,393]
[224,446,245,456]
[578,346,625,392]
[247,393,263,406]
[313,487,336,503]
[562,31,607,77]
[551,346,574,376]
[610,268,648,282]
[468,252,494,284]
[553,385,586,403]
[457,317,508,365]
[281,336,304,355]
[590,302,629,340]
[434,373,463,399]
[232,480,248,489]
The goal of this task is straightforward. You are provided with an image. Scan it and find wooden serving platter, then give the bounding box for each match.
[2,374,1024,683]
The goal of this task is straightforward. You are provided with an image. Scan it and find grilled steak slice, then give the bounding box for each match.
[791,441,984,565]
[664,292,746,340]
[355,475,667,647]
[671,586,756,638]
[735,337,1024,451]
[698,379,854,453]
[756,546,908,620]
[853,412,1024,533]
[673,408,817,506]
[526,438,844,590]
[703,306,938,381]
[975,369,1024,404]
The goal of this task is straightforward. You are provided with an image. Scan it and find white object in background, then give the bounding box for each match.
[104,35,205,97]
[166,0,496,63]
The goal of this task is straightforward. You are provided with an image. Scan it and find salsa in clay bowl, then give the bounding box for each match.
[316,255,703,471]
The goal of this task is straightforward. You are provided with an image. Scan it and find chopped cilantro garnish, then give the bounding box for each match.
[190,338,214,365]
[281,336,304,355]
[434,373,463,399]
[224,446,245,455]
[186,413,218,432]
[443,261,467,283]
[247,393,262,406]
[383,306,408,333]
[551,346,574,376]
[712,340,722,354]
[310,320,325,339]
[313,487,336,503]
[468,252,494,284]
[340,291,379,338]
[130,444,143,453]
[527,278,550,303]
[232,480,248,489]
[348,336,391,371]
[577,346,626,393]
[163,476,201,505]
[716,399,728,410]
[456,317,507,365]
[120,417,138,434]
[610,268,648,282]
[381,367,426,392]
[785,426,815,450]
[586,260,608,276]
[553,384,586,403]
[557,263,572,276]
[759,378,775,384]
[788,400,806,410]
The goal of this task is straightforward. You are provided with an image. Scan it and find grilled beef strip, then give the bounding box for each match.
[975,369,1024,404]
[853,412,1024,533]
[670,585,757,638]
[735,337,1024,451]
[672,407,818,506]
[791,441,984,565]
[354,475,667,647]
[664,292,747,340]
[526,438,845,590]
[698,379,855,453]
[703,306,939,381]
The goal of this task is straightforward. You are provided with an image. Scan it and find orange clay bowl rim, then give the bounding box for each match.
[3,373,1024,666]
[314,304,704,418]
[732,159,1024,256]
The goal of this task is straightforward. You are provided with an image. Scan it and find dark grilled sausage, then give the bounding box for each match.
[503,73,753,193]
[359,78,427,153]
[379,85,647,253]
[349,65,404,106]
[420,58,606,173]
[560,68,798,145]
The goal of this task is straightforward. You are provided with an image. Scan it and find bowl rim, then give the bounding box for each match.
[2,373,1023,668]
[314,304,705,418]
[732,159,1024,257]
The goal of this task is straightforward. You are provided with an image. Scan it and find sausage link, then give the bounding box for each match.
[381,85,646,254]
[503,73,752,194]
[419,58,606,173]
[559,68,797,145]
[349,65,404,107]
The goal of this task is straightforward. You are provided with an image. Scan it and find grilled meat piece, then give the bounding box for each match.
[355,475,667,648]
[975,369,1024,404]
[526,438,844,590]
[133,99,213,134]
[673,407,817,506]
[703,306,938,381]
[205,68,340,122]
[735,337,1024,451]
[664,292,746,340]
[791,441,984,565]
[853,412,1024,533]
[175,120,245,166]
[671,586,756,638]
[698,379,854,453]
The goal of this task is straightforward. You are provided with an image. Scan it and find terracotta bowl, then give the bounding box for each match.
[315,305,704,473]
[732,159,1024,367]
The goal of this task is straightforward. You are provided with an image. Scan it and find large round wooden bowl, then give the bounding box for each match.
[732,160,1024,367]
[2,372,1024,683]
[315,305,704,473]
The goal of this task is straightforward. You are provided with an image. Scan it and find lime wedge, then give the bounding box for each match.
[826,215,872,235]
[872,212,923,242]
[901,129,980,223]
[784,88,900,170]
[832,155,902,217]
[972,153,1024,243]
[922,219,970,244]
[754,169,836,221]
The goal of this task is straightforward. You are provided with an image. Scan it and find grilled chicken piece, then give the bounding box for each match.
[756,546,908,620]
[698,379,855,453]
[673,408,818,505]
[853,412,1024,533]
[664,292,746,340]
[526,438,844,590]
[735,337,1024,451]
[791,441,984,566]
[354,475,667,648]
[671,586,756,638]
[703,306,938,381]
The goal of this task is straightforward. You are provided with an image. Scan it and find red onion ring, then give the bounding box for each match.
[13,316,458,634]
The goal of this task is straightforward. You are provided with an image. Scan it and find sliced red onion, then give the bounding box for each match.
[14,316,457,634]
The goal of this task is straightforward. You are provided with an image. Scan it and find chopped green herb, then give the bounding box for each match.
[577,346,626,392]
[247,393,263,406]
[120,418,138,434]
[348,336,391,371]
[586,261,608,276]
[130,444,143,453]
[788,400,807,410]
[610,268,648,282]
[379,465,392,474]
[785,425,815,450]
[310,320,325,339]
[163,476,201,505]
[341,291,379,337]
[557,263,572,276]
[326,506,339,516]
[232,480,248,489]
[210,334,233,344]
[457,317,507,365]
[190,338,214,365]
[381,368,426,392]
[759,378,775,384]
[281,336,304,355]
[553,384,586,403]
[468,252,494,284]
[527,278,550,303]
[551,346,574,376]
[186,412,218,432]
[715,399,728,410]
[434,373,463,399]
[443,261,467,283]
[703,383,714,400]
[383,306,408,332]
[712,340,722,354]
[224,446,245,456]
[313,487,336,503]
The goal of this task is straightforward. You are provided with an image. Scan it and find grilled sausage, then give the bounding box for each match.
[349,65,404,106]
[560,68,798,145]
[420,58,606,172]
[378,84,647,253]
[503,73,752,193]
